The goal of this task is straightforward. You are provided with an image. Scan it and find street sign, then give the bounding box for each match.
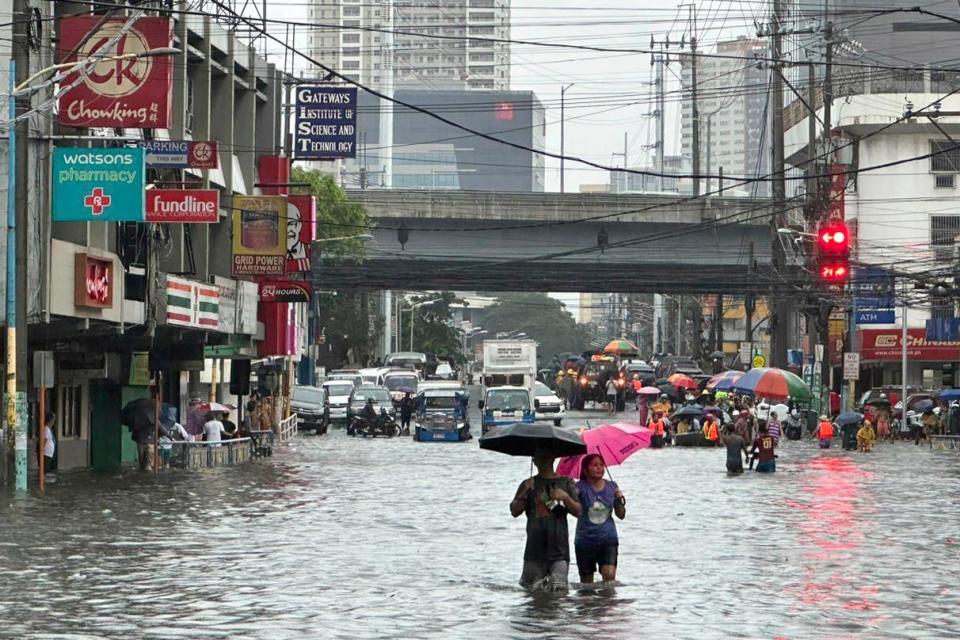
[259,280,312,303]
[843,352,860,380]
[752,354,766,369]
[142,140,219,169]
[52,148,146,221]
[854,266,896,310]
[857,309,896,325]
[739,341,752,365]
[146,189,220,223]
[294,86,358,159]
[32,351,54,389]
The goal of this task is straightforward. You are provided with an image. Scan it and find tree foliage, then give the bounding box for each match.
[290,166,369,259]
[404,292,466,363]
[480,293,592,367]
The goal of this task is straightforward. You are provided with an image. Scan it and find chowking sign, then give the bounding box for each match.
[231,196,287,276]
[146,189,220,223]
[58,17,174,128]
[52,148,145,222]
[259,280,312,303]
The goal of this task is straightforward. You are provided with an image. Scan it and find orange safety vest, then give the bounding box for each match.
[818,421,834,439]
[705,422,719,441]
[649,419,665,436]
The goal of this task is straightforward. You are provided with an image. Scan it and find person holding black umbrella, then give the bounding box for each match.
[510,446,582,591]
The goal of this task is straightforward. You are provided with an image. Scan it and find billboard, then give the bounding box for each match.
[52,148,145,222]
[259,280,312,303]
[165,275,219,330]
[58,17,174,128]
[146,189,220,223]
[231,196,287,276]
[294,86,357,159]
[860,328,960,361]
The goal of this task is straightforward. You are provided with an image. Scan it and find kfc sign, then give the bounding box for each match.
[286,195,316,272]
[860,328,960,362]
[146,190,220,223]
[74,254,114,309]
[58,17,174,128]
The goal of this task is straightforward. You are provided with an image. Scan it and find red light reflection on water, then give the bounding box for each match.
[782,456,879,614]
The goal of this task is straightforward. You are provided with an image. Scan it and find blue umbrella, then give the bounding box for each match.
[835,411,863,427]
[937,388,960,401]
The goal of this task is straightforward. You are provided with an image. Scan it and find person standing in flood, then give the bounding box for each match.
[510,448,582,591]
[720,424,748,474]
[574,454,625,585]
[815,415,834,448]
[749,424,777,473]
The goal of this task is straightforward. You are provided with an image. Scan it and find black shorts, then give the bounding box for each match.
[726,461,743,473]
[575,543,618,576]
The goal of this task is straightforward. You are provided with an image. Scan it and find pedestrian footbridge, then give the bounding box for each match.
[314,190,795,294]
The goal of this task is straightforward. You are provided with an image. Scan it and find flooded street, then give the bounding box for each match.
[2,414,959,639]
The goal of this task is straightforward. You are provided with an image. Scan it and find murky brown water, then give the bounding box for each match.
[1,425,959,639]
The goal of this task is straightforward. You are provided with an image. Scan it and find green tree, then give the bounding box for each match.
[404,292,466,363]
[480,293,592,367]
[289,167,379,366]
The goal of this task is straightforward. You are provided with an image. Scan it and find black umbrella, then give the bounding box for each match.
[835,411,863,427]
[864,397,892,407]
[479,422,587,457]
[671,405,706,420]
[120,397,155,430]
[708,350,726,360]
[913,399,934,413]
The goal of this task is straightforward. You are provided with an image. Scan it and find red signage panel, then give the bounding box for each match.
[259,280,312,303]
[860,328,960,362]
[58,17,174,128]
[286,195,316,272]
[146,189,220,223]
[74,253,113,309]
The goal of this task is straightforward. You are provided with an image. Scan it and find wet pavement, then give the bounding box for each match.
[2,405,959,639]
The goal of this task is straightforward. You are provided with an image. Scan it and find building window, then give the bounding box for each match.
[936,174,955,189]
[343,6,361,16]
[58,385,83,439]
[342,60,360,70]
[342,19,361,27]
[931,140,960,173]
[343,33,360,43]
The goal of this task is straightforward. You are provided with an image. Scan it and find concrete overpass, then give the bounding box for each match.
[314,190,798,293]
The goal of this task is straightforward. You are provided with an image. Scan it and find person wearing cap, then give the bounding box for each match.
[511,447,581,591]
[816,415,834,448]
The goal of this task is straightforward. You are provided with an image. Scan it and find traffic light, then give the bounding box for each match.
[817,222,850,285]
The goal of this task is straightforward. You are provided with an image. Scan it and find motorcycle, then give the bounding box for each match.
[347,410,402,438]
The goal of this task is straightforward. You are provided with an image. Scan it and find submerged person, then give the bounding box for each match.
[857,421,876,452]
[574,454,626,585]
[647,411,666,448]
[510,448,582,591]
[816,415,834,448]
[720,424,748,474]
[749,424,777,473]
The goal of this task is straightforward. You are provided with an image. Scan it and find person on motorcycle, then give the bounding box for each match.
[361,397,379,425]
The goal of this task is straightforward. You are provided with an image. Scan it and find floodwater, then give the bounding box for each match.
[1,424,959,639]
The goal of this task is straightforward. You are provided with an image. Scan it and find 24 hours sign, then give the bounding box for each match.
[52,148,146,222]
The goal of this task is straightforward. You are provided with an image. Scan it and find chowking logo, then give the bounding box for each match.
[874,335,898,348]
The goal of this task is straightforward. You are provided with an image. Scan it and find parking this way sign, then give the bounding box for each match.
[52,148,146,222]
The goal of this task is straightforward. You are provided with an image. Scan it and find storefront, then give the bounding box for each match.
[858,328,960,389]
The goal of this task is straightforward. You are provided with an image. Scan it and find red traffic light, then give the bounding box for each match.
[820,261,850,284]
[818,223,850,257]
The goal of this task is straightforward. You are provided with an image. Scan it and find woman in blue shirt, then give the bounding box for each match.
[575,454,626,584]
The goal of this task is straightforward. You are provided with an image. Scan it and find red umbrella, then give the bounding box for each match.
[667,373,698,391]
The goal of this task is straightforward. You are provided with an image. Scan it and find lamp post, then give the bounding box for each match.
[7,47,179,491]
[560,83,575,193]
[409,299,441,352]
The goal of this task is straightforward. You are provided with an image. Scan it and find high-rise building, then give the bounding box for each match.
[681,37,770,196]
[308,0,510,91]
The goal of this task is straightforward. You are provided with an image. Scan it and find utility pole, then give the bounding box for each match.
[687,4,701,196]
[656,52,666,191]
[560,83,574,193]
[768,0,790,370]
[5,0,29,489]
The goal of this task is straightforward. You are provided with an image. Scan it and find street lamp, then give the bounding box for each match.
[409,298,441,351]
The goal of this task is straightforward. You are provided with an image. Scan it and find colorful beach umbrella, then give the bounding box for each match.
[667,373,698,391]
[603,338,639,355]
[706,370,743,391]
[556,423,652,479]
[731,367,812,402]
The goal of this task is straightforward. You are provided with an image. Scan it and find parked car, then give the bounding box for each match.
[321,380,356,424]
[534,381,565,426]
[291,385,327,434]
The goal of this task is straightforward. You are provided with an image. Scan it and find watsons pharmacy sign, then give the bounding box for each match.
[52,148,146,222]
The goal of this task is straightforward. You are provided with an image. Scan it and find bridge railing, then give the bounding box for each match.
[277,414,297,444]
[164,438,252,469]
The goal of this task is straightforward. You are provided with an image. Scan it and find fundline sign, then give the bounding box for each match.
[294,86,357,159]
[146,189,220,223]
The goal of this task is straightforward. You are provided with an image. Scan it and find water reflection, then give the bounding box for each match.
[0,433,958,639]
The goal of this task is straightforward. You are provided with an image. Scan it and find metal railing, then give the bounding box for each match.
[164,438,253,469]
[277,414,297,444]
[929,435,960,451]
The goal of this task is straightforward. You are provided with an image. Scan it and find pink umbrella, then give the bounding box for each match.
[637,386,661,396]
[556,422,652,479]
